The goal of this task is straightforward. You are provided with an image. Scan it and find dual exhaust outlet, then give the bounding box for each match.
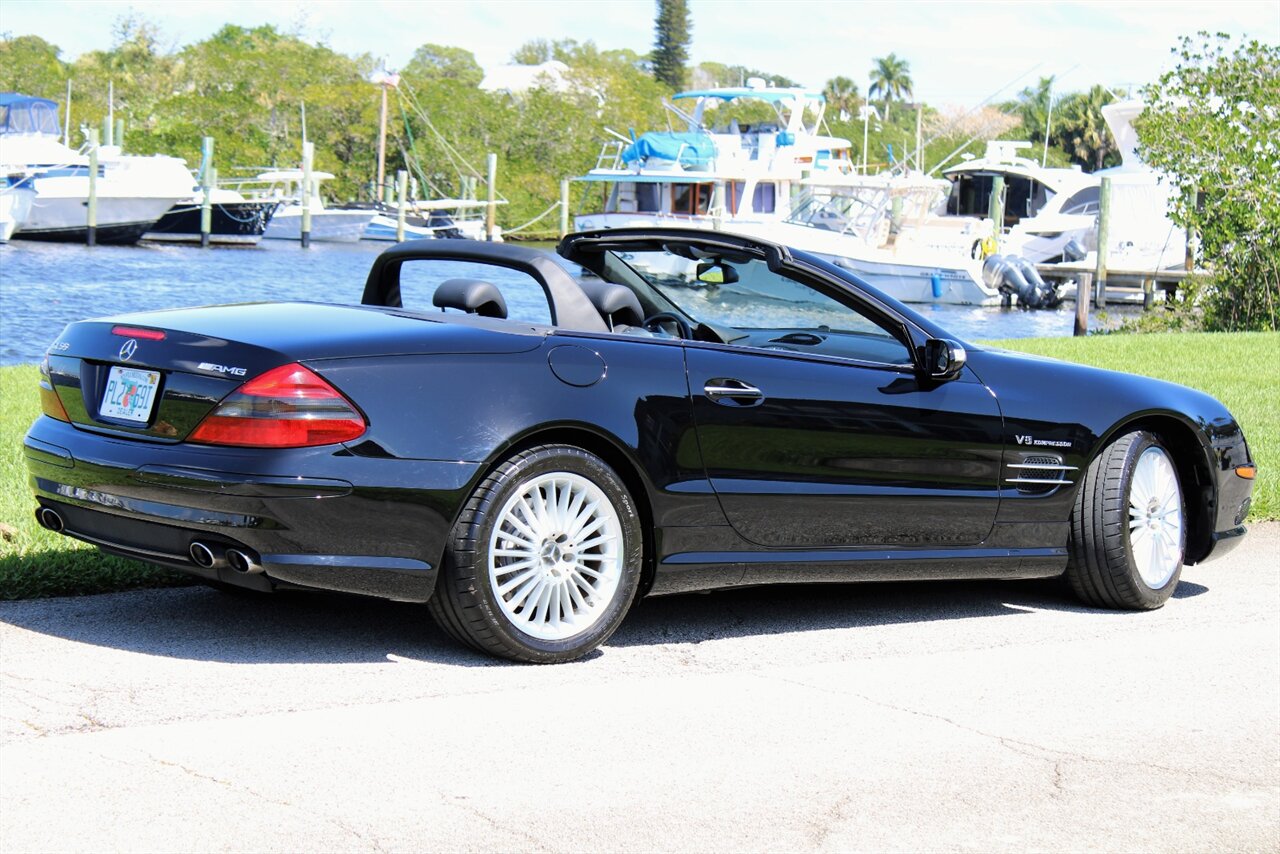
[189,541,262,574]
[36,506,261,575]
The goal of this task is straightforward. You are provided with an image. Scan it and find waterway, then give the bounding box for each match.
[0,239,1136,365]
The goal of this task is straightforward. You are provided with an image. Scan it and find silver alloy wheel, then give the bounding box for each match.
[1127,446,1183,589]
[488,471,623,641]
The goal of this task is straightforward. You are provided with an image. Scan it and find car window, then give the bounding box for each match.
[395,259,553,325]
[609,248,912,366]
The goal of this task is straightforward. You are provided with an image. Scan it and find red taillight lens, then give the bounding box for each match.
[187,363,366,448]
[38,354,70,422]
[111,325,166,341]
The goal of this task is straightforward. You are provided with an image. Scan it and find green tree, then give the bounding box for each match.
[652,0,691,89]
[0,35,68,99]
[1057,84,1117,171]
[403,44,483,86]
[1137,33,1280,331]
[822,76,860,121]
[1006,75,1055,144]
[868,53,912,122]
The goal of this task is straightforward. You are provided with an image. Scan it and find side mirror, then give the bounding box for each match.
[923,338,966,381]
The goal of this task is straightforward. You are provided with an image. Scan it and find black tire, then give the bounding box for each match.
[1066,430,1185,610]
[428,445,643,663]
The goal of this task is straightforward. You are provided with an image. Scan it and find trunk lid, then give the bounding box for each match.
[45,301,543,442]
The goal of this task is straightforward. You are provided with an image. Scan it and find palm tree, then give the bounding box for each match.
[1010,75,1055,143]
[869,53,913,122]
[822,76,860,121]
[1059,84,1117,171]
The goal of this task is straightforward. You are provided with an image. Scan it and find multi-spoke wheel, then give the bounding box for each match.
[1066,430,1185,609]
[428,445,642,663]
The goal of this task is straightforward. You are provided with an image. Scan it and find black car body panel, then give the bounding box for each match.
[25,229,1254,608]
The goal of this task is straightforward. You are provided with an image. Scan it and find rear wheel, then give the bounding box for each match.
[1066,430,1185,609]
[428,445,642,663]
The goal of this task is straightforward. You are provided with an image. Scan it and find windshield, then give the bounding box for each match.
[605,247,912,366]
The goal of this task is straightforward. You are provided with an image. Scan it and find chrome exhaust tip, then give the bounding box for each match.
[35,507,65,534]
[189,541,217,568]
[226,548,262,574]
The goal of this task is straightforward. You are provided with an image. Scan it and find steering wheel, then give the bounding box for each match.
[642,312,693,340]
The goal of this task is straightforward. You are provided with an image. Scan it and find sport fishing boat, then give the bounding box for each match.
[256,170,377,243]
[0,92,189,244]
[573,80,853,233]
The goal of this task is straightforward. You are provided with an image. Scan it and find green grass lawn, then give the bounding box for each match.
[1,330,1274,599]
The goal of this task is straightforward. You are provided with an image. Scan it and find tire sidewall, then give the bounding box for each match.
[1119,432,1185,606]
[464,447,642,662]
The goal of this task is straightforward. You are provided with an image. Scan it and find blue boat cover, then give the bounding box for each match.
[0,93,61,136]
[620,132,715,167]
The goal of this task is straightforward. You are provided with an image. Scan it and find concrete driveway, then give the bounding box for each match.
[2,524,1277,852]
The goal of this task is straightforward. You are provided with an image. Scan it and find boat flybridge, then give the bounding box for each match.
[573,80,854,232]
[0,92,190,243]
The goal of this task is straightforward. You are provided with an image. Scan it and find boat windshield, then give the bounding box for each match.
[786,188,888,236]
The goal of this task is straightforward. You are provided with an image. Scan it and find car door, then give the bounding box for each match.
[680,260,1004,550]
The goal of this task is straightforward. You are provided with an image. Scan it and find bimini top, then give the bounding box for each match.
[0,93,61,137]
[674,87,825,104]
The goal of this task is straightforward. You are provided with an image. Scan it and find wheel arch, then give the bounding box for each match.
[447,423,661,599]
[1091,411,1217,565]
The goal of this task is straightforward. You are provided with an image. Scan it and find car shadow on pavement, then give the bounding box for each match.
[0,573,1197,666]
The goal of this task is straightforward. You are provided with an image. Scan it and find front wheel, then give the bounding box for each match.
[1066,430,1185,609]
[429,445,642,663]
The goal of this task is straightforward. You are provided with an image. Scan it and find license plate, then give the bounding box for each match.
[100,366,161,424]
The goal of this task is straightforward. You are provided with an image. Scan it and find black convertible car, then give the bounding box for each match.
[25,229,1256,662]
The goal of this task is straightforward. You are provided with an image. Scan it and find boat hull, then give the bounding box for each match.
[142,201,278,245]
[824,254,1001,306]
[264,208,375,243]
[0,187,33,242]
[14,189,180,246]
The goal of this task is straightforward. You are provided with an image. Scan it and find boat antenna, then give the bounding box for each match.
[107,80,113,145]
[1043,65,1080,167]
[925,62,1045,176]
[300,101,308,148]
[63,79,72,145]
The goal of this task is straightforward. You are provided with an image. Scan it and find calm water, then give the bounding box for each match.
[0,239,1131,365]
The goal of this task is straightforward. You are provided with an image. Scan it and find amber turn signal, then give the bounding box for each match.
[1235,465,1256,480]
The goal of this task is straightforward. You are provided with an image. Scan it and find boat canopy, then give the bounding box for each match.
[0,93,61,137]
[621,132,715,167]
[674,88,825,103]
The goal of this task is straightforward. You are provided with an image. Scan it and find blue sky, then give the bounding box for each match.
[3,0,1278,105]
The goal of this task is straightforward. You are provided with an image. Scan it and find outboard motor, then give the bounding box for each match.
[1061,237,1087,263]
[983,254,1062,309]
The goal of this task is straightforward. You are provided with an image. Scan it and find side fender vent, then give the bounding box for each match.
[1006,454,1077,494]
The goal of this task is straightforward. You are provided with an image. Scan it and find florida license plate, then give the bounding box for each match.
[100,366,161,424]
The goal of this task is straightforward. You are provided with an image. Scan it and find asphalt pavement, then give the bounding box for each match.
[2,524,1277,852]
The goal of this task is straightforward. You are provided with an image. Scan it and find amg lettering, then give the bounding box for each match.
[198,362,248,376]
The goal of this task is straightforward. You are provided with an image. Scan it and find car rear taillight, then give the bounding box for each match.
[38,354,69,422]
[111,325,166,340]
[187,363,366,448]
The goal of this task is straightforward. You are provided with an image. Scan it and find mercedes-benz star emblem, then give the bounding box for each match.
[118,339,138,361]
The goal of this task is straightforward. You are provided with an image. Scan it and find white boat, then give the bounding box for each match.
[0,174,34,241]
[0,93,190,244]
[254,170,376,243]
[573,80,854,233]
[353,199,495,242]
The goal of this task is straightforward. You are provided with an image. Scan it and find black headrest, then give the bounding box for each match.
[432,278,508,319]
[579,280,644,330]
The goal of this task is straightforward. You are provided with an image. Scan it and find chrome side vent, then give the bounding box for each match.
[1006,454,1077,494]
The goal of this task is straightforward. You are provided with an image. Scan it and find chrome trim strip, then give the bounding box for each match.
[1007,463,1079,470]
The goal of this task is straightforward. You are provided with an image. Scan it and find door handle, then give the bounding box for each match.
[704,378,764,405]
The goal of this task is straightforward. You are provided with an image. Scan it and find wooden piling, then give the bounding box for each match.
[1094,176,1112,309]
[102,115,111,148]
[1143,278,1154,310]
[301,141,314,249]
[988,175,1005,248]
[395,169,408,243]
[559,179,570,238]
[86,129,98,246]
[114,118,124,151]
[485,153,497,242]
[1073,272,1091,336]
[199,137,214,248]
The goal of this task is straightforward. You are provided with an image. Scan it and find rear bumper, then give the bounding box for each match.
[24,416,483,602]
